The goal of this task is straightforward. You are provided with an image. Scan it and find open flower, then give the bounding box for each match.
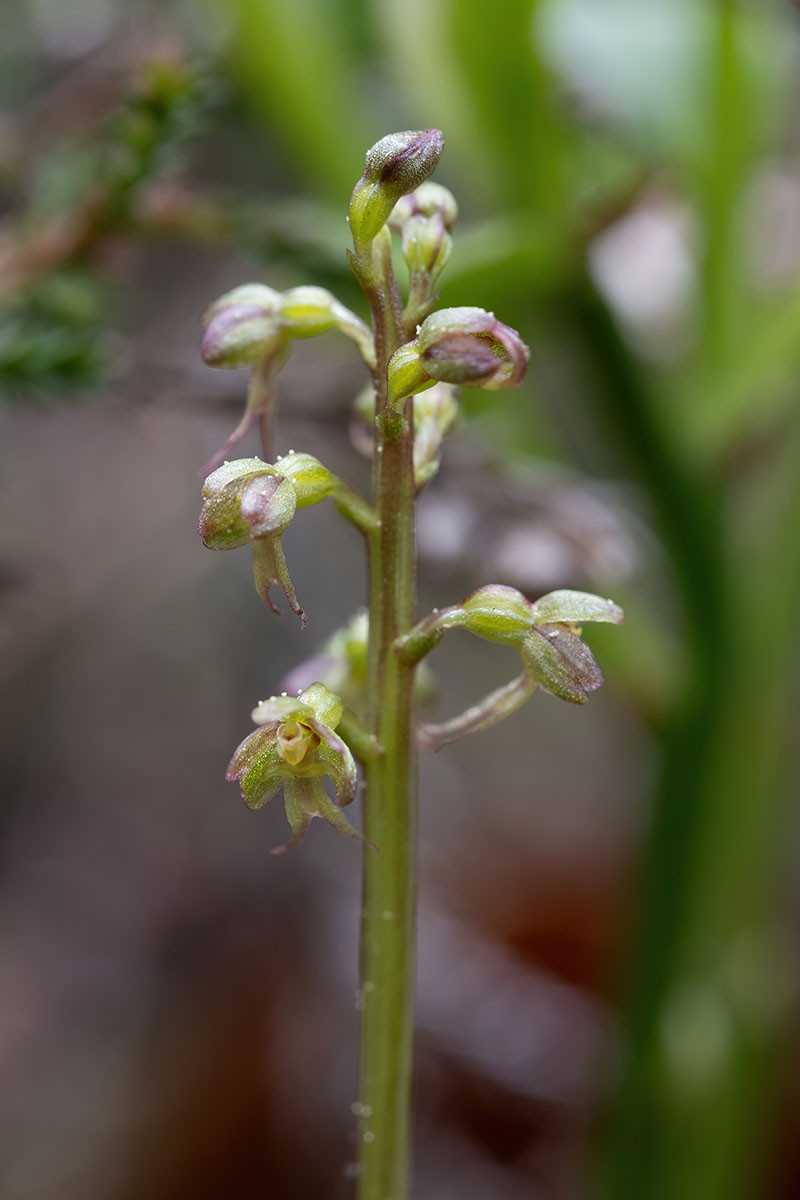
[226,683,372,853]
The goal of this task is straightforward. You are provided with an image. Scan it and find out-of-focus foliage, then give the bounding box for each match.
[0,50,207,394]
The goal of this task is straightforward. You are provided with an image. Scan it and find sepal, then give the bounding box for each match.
[521,624,605,705]
[274,451,339,507]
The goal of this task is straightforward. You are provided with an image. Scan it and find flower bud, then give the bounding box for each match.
[389,181,458,231]
[201,284,284,368]
[401,214,452,280]
[274,451,339,507]
[387,308,530,405]
[349,129,444,250]
[198,457,302,620]
[418,307,530,390]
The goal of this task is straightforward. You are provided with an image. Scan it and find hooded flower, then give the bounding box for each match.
[226,683,372,853]
[198,453,346,624]
[198,457,302,620]
[387,307,530,405]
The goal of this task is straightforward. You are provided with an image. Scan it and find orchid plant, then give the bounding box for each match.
[197,129,623,1200]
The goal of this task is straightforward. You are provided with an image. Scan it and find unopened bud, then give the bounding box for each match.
[198,458,302,620]
[418,307,529,390]
[201,284,284,367]
[350,129,444,250]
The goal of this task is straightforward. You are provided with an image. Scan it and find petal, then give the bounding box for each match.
[250,697,315,726]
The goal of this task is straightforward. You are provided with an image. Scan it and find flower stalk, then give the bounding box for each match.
[195,128,621,1199]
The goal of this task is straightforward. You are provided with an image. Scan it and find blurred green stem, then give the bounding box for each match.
[578,274,798,1200]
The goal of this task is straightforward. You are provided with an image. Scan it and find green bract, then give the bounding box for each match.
[227,683,370,853]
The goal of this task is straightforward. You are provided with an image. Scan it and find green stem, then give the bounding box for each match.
[333,484,379,536]
[355,239,418,1200]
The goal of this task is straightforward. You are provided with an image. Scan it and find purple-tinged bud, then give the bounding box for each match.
[198,458,283,550]
[201,284,284,368]
[349,129,444,250]
[418,307,530,390]
[364,128,444,191]
[198,457,303,621]
[387,308,530,406]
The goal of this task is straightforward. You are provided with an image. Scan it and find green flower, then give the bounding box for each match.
[226,683,372,854]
